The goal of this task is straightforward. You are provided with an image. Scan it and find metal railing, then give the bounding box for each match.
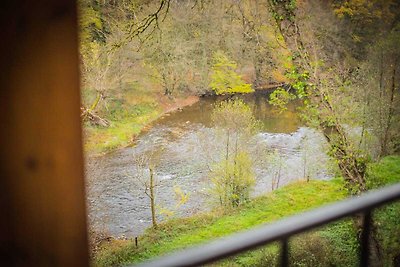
[134,183,400,267]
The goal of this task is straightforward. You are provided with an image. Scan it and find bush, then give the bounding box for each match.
[210,151,255,207]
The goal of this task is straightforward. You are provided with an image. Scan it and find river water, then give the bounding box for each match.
[86,92,333,237]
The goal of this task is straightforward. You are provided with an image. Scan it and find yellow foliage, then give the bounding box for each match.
[209,51,253,95]
[173,185,189,207]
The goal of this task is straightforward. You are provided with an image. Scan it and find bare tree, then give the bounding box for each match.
[267,149,283,190]
[131,154,160,228]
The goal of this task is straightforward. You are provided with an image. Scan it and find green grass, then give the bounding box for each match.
[367,155,400,189]
[366,155,400,266]
[82,82,164,155]
[84,102,162,154]
[92,156,400,267]
[93,179,348,266]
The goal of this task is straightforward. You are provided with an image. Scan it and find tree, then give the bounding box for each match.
[265,0,400,193]
[266,1,400,264]
[267,0,371,193]
[212,99,260,158]
[234,0,275,86]
[358,29,400,157]
[267,149,283,190]
[131,154,159,228]
[79,0,134,126]
[209,51,253,95]
[209,99,260,207]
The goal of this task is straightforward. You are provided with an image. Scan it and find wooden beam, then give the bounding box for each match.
[0,0,89,266]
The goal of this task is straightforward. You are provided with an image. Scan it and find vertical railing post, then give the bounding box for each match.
[360,210,371,267]
[280,238,289,267]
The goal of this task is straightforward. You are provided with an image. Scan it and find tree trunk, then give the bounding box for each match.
[149,166,157,228]
[81,91,110,127]
[380,59,397,157]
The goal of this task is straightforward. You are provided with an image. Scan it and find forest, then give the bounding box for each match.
[79,0,400,266]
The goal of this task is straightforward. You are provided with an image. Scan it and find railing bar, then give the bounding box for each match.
[360,210,371,267]
[134,183,400,267]
[280,238,289,267]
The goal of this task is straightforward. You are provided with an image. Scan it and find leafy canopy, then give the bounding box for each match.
[209,51,253,95]
[211,98,260,134]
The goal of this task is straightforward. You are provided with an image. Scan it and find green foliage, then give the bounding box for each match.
[297,100,321,128]
[319,220,359,267]
[212,99,260,134]
[288,233,333,267]
[268,66,310,114]
[218,220,358,267]
[210,99,260,207]
[268,87,296,112]
[364,156,400,265]
[209,51,253,95]
[78,0,105,56]
[218,233,335,267]
[374,202,400,266]
[365,156,400,265]
[333,0,398,25]
[286,67,309,98]
[270,0,297,22]
[366,155,400,189]
[210,151,255,207]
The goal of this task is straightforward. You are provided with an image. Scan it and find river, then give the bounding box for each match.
[86,91,333,238]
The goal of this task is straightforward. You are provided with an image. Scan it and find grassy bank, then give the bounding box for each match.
[84,103,161,154]
[83,93,199,155]
[93,179,348,266]
[93,156,400,266]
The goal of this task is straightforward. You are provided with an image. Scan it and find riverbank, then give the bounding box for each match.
[83,95,199,155]
[92,156,400,267]
[82,86,285,156]
[92,178,349,266]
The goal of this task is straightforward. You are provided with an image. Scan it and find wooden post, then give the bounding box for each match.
[0,0,89,266]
